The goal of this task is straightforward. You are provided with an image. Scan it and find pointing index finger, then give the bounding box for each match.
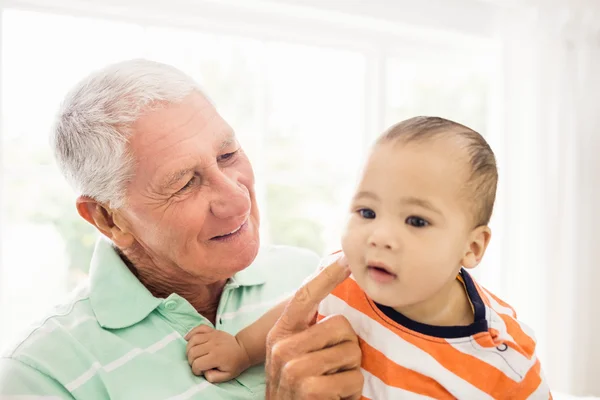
[279,255,350,333]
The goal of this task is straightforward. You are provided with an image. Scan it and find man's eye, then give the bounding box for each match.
[358,208,376,219]
[178,176,198,193]
[406,216,429,228]
[218,151,238,162]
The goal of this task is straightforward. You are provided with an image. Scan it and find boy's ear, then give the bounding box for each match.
[462,226,492,269]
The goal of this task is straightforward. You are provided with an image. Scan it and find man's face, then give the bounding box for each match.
[116,92,260,284]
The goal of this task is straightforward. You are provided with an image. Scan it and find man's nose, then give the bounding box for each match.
[209,174,251,219]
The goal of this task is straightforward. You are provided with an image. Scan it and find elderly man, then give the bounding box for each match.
[0,59,362,399]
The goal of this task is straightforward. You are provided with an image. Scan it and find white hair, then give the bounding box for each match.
[51,59,204,208]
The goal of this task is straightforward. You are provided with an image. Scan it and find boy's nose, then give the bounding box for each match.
[368,227,398,251]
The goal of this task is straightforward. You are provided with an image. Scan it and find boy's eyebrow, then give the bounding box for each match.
[400,196,443,215]
[353,191,378,201]
[354,192,443,215]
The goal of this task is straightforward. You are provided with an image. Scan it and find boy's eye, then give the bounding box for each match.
[358,208,376,219]
[406,216,429,228]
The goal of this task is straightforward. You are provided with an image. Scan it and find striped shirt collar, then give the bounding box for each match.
[89,237,266,329]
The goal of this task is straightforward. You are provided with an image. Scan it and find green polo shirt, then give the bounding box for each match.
[0,237,318,399]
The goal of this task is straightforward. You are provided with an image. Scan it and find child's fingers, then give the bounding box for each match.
[186,331,214,353]
[191,353,220,376]
[185,324,214,341]
[187,341,216,366]
[204,369,235,383]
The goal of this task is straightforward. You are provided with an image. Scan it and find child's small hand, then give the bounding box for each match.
[185,325,251,383]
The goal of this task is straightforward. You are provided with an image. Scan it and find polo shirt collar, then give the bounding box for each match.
[88,237,267,329]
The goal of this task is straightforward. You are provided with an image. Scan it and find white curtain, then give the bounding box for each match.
[489,0,600,395]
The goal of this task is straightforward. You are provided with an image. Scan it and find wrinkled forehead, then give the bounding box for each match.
[130,93,220,146]
[126,93,235,186]
[133,94,235,152]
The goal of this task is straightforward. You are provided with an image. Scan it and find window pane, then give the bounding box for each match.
[262,42,365,255]
[385,54,491,133]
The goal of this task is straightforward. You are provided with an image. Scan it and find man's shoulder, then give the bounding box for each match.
[2,284,96,361]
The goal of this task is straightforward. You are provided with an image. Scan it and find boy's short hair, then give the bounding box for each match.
[377,116,498,227]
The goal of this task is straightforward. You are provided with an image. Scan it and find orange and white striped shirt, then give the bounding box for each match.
[317,255,552,399]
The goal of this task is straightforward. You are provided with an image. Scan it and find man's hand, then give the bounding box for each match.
[185,325,251,383]
[265,257,364,399]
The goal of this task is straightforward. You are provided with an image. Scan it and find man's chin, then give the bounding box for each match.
[232,239,260,270]
[213,237,260,275]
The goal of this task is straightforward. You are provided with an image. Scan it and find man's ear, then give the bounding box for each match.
[76,196,135,248]
[461,225,492,269]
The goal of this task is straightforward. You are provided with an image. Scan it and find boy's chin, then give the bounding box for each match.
[364,288,406,310]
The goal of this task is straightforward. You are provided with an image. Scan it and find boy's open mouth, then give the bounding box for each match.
[367,263,397,283]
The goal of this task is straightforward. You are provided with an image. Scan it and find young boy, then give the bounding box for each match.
[184,116,552,399]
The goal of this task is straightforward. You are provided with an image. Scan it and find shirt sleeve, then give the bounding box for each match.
[515,361,553,399]
[0,357,75,398]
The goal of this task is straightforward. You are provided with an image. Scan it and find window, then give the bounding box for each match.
[261,42,365,254]
[1,10,145,345]
[385,53,492,133]
[0,7,496,348]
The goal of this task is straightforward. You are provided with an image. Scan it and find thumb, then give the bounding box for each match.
[204,369,234,383]
[278,257,350,334]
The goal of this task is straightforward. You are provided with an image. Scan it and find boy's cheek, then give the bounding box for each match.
[341,220,363,243]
